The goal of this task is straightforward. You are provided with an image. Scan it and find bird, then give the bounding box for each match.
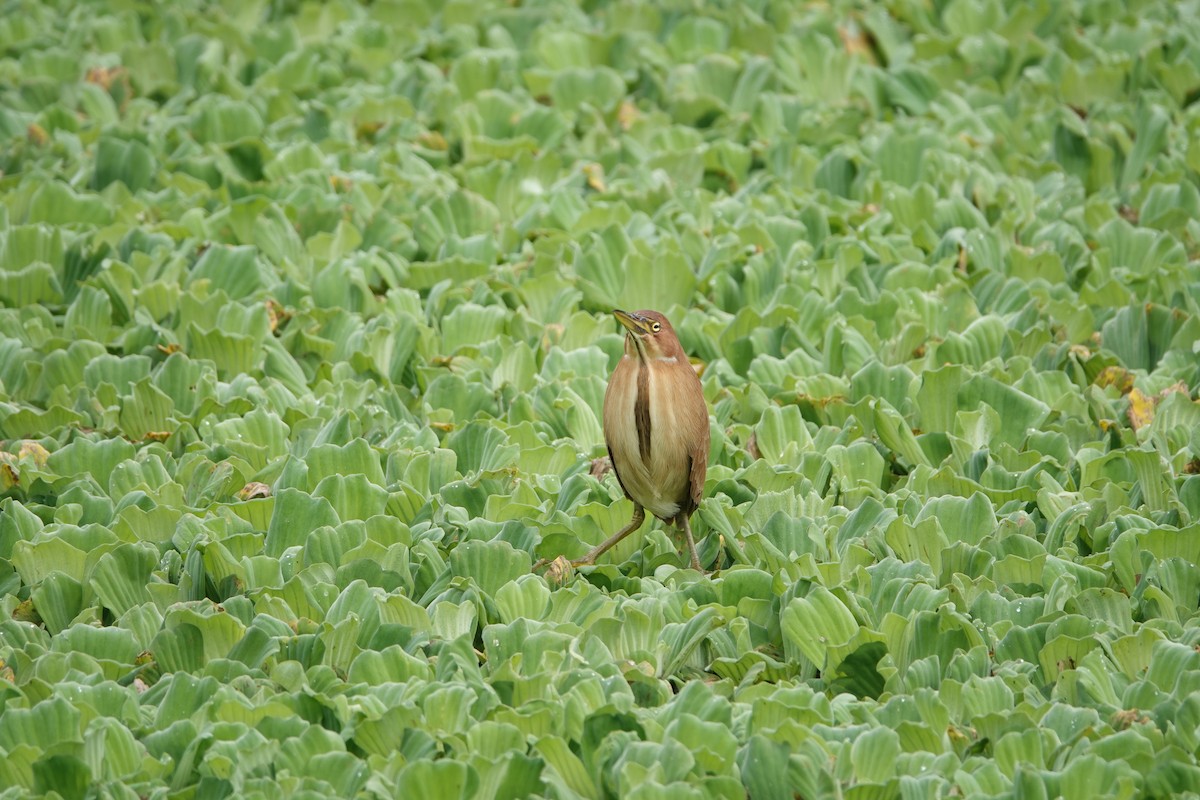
[541,309,711,571]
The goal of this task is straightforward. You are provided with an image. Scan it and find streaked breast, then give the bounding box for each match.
[603,356,692,520]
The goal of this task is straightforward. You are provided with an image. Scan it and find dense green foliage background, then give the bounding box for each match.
[2,0,1200,797]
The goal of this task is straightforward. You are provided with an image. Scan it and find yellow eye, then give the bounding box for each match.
[651,322,661,332]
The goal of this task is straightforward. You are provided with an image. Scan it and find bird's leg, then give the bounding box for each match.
[680,515,703,572]
[570,505,646,568]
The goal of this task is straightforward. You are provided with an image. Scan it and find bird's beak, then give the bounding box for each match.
[613,309,651,335]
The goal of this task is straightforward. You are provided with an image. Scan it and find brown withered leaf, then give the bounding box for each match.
[157,343,181,356]
[837,24,878,63]
[27,123,49,146]
[1159,381,1190,400]
[746,432,761,460]
[143,431,171,442]
[590,456,612,481]
[238,482,271,500]
[266,298,291,333]
[812,394,848,408]
[85,66,125,91]
[1112,708,1151,729]
[544,555,574,586]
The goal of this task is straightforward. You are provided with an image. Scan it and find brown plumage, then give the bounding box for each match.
[572,309,710,570]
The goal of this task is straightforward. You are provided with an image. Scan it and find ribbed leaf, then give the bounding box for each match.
[449,539,530,599]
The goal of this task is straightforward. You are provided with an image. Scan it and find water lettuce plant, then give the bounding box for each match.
[1,0,1200,797]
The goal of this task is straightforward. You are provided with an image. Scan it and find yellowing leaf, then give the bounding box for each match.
[582,163,606,192]
[1095,366,1134,394]
[837,24,877,63]
[617,100,639,131]
[18,441,49,467]
[417,130,448,150]
[1127,387,1155,431]
[0,454,18,490]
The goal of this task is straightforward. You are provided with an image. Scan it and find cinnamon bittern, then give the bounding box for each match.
[574,309,711,570]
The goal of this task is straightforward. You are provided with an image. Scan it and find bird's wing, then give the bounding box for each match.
[685,384,710,515]
[687,450,705,515]
[606,442,633,501]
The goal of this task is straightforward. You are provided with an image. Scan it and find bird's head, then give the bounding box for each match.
[614,309,683,362]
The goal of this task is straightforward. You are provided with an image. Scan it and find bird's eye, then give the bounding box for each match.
[651,322,661,332]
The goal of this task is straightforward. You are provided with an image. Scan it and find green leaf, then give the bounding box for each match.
[395,760,479,800]
[313,474,389,521]
[33,754,92,798]
[446,422,520,476]
[90,542,157,617]
[92,135,156,191]
[188,245,266,300]
[494,574,551,623]
[915,493,996,547]
[550,67,626,113]
[30,571,82,634]
[153,603,248,672]
[48,437,136,489]
[850,726,900,783]
[738,736,792,800]
[781,587,862,670]
[659,607,722,678]
[0,696,82,752]
[190,96,264,143]
[961,377,1049,448]
[27,180,114,226]
[756,404,813,466]
[615,245,698,318]
[118,377,175,439]
[265,489,341,556]
[1119,104,1169,190]
[536,735,600,800]
[873,399,930,469]
[449,539,530,599]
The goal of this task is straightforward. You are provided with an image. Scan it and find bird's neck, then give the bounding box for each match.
[623,336,639,360]
[624,352,678,366]
[624,335,680,364]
